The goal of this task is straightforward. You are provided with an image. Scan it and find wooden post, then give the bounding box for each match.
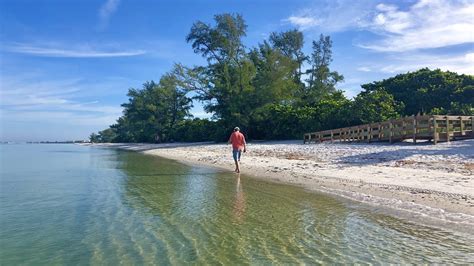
[389,120,393,143]
[401,118,405,139]
[381,123,384,141]
[471,116,474,138]
[433,116,438,144]
[459,116,463,136]
[472,116,474,137]
[445,116,450,142]
[412,115,417,143]
[376,123,380,141]
[330,130,334,143]
[367,124,371,143]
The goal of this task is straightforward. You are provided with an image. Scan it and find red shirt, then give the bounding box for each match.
[229,131,246,150]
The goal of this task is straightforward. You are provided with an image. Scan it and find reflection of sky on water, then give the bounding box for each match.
[3,145,473,264]
[176,167,219,220]
[114,148,474,264]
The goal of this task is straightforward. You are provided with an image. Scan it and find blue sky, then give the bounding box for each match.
[1,0,473,141]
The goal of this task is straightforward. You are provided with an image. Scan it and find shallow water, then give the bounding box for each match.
[1,144,473,264]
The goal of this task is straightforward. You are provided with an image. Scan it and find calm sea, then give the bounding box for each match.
[1,144,473,264]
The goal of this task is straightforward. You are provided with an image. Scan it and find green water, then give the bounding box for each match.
[1,144,473,264]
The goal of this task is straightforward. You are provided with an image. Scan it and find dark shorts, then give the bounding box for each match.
[232,149,242,161]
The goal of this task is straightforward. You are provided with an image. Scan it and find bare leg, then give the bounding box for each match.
[234,159,240,173]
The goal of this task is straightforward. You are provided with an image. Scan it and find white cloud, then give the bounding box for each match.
[0,76,123,128]
[98,0,120,30]
[284,16,320,30]
[375,3,398,12]
[358,52,474,74]
[356,66,372,72]
[360,0,474,52]
[285,0,474,52]
[283,0,376,32]
[0,110,119,126]
[371,4,412,34]
[4,43,145,58]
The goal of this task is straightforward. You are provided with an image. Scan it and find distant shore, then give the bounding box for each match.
[90,140,474,226]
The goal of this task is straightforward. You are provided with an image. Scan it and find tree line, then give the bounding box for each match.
[90,13,474,143]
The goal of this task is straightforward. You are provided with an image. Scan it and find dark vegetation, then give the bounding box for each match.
[90,14,474,143]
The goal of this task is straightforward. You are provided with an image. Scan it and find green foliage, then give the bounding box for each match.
[173,118,217,142]
[304,34,344,105]
[186,13,256,133]
[249,42,298,105]
[89,133,100,143]
[361,68,474,116]
[89,128,117,143]
[97,128,117,143]
[95,68,192,143]
[314,91,353,130]
[91,14,472,143]
[186,13,247,64]
[351,90,404,124]
[250,91,352,139]
[269,29,307,82]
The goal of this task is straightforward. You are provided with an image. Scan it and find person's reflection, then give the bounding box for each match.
[233,174,246,223]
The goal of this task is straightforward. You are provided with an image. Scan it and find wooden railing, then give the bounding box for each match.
[303,115,474,144]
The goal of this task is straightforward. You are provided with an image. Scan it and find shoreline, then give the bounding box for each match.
[90,140,474,227]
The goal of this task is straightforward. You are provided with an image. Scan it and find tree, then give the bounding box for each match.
[113,68,192,142]
[248,42,298,106]
[269,29,307,82]
[186,13,247,64]
[92,13,473,143]
[351,89,403,124]
[186,13,256,137]
[304,34,343,105]
[173,118,218,142]
[314,91,352,129]
[89,133,100,143]
[159,72,194,139]
[361,68,474,115]
[97,128,117,143]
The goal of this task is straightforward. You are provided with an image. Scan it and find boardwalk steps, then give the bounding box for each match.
[303,115,474,144]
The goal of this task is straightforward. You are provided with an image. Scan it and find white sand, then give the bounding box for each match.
[94,139,474,225]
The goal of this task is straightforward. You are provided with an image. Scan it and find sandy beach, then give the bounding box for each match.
[95,139,474,225]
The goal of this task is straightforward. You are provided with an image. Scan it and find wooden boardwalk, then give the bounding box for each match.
[304,115,474,144]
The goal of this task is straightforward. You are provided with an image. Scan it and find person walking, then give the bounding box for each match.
[228,127,247,173]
